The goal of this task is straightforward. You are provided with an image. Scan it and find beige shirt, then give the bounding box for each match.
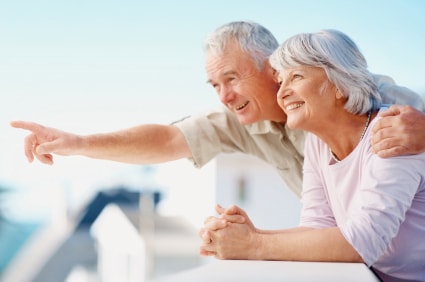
[175,108,306,197]
[175,75,425,199]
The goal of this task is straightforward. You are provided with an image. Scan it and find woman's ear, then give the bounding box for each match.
[335,88,343,99]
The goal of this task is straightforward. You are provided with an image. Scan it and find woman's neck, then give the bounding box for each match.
[317,111,376,162]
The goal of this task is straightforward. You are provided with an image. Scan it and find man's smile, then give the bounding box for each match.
[235,101,249,111]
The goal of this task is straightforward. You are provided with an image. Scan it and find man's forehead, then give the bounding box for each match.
[205,53,240,81]
[205,47,257,82]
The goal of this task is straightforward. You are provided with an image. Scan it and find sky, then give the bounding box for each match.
[0,0,425,222]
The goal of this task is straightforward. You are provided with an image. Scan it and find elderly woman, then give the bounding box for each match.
[200,30,425,281]
[271,29,425,281]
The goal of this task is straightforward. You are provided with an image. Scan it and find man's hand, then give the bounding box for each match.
[372,105,425,158]
[10,120,80,165]
[199,204,260,259]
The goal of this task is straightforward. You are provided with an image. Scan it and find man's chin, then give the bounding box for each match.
[237,115,258,125]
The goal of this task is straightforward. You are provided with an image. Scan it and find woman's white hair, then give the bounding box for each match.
[269,29,381,114]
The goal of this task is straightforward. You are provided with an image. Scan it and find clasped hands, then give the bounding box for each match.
[198,204,261,260]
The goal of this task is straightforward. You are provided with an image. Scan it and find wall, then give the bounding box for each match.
[215,153,301,230]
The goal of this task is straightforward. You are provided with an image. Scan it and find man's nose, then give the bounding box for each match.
[219,85,235,104]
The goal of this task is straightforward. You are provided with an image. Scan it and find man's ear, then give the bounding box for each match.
[265,61,279,83]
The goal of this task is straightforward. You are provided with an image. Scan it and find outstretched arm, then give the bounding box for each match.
[10,120,192,165]
[371,105,425,158]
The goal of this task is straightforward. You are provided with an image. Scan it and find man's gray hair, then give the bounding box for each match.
[204,21,279,70]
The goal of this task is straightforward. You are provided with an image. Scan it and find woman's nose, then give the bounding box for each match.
[277,84,289,100]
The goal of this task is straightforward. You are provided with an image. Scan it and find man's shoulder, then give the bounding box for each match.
[375,74,425,112]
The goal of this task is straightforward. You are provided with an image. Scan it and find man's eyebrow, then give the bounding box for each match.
[206,70,237,84]
[223,70,237,76]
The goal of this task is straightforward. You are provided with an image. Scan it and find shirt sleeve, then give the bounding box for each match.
[373,74,425,112]
[173,108,252,168]
[299,133,337,228]
[340,152,424,266]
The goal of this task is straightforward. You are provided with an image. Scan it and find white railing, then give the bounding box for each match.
[91,203,150,282]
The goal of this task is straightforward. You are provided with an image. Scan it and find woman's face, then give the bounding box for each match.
[276,65,337,132]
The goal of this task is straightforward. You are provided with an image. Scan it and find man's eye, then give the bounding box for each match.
[227,77,236,83]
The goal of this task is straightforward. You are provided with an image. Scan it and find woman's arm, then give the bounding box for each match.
[200,212,362,262]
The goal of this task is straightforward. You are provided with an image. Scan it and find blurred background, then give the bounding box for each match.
[1,0,424,281]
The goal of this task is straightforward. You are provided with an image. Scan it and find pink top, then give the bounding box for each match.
[300,109,425,281]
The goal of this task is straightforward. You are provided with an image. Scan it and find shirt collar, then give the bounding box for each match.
[245,120,306,153]
[245,120,286,135]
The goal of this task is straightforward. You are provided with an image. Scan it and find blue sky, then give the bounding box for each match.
[1,0,424,118]
[0,0,424,221]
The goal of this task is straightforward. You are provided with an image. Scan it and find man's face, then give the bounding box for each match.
[205,41,285,124]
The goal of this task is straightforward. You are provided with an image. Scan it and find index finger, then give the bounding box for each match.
[219,214,245,224]
[10,120,44,134]
[371,115,394,134]
[378,105,401,118]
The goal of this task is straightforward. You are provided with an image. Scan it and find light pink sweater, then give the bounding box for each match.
[300,109,425,281]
